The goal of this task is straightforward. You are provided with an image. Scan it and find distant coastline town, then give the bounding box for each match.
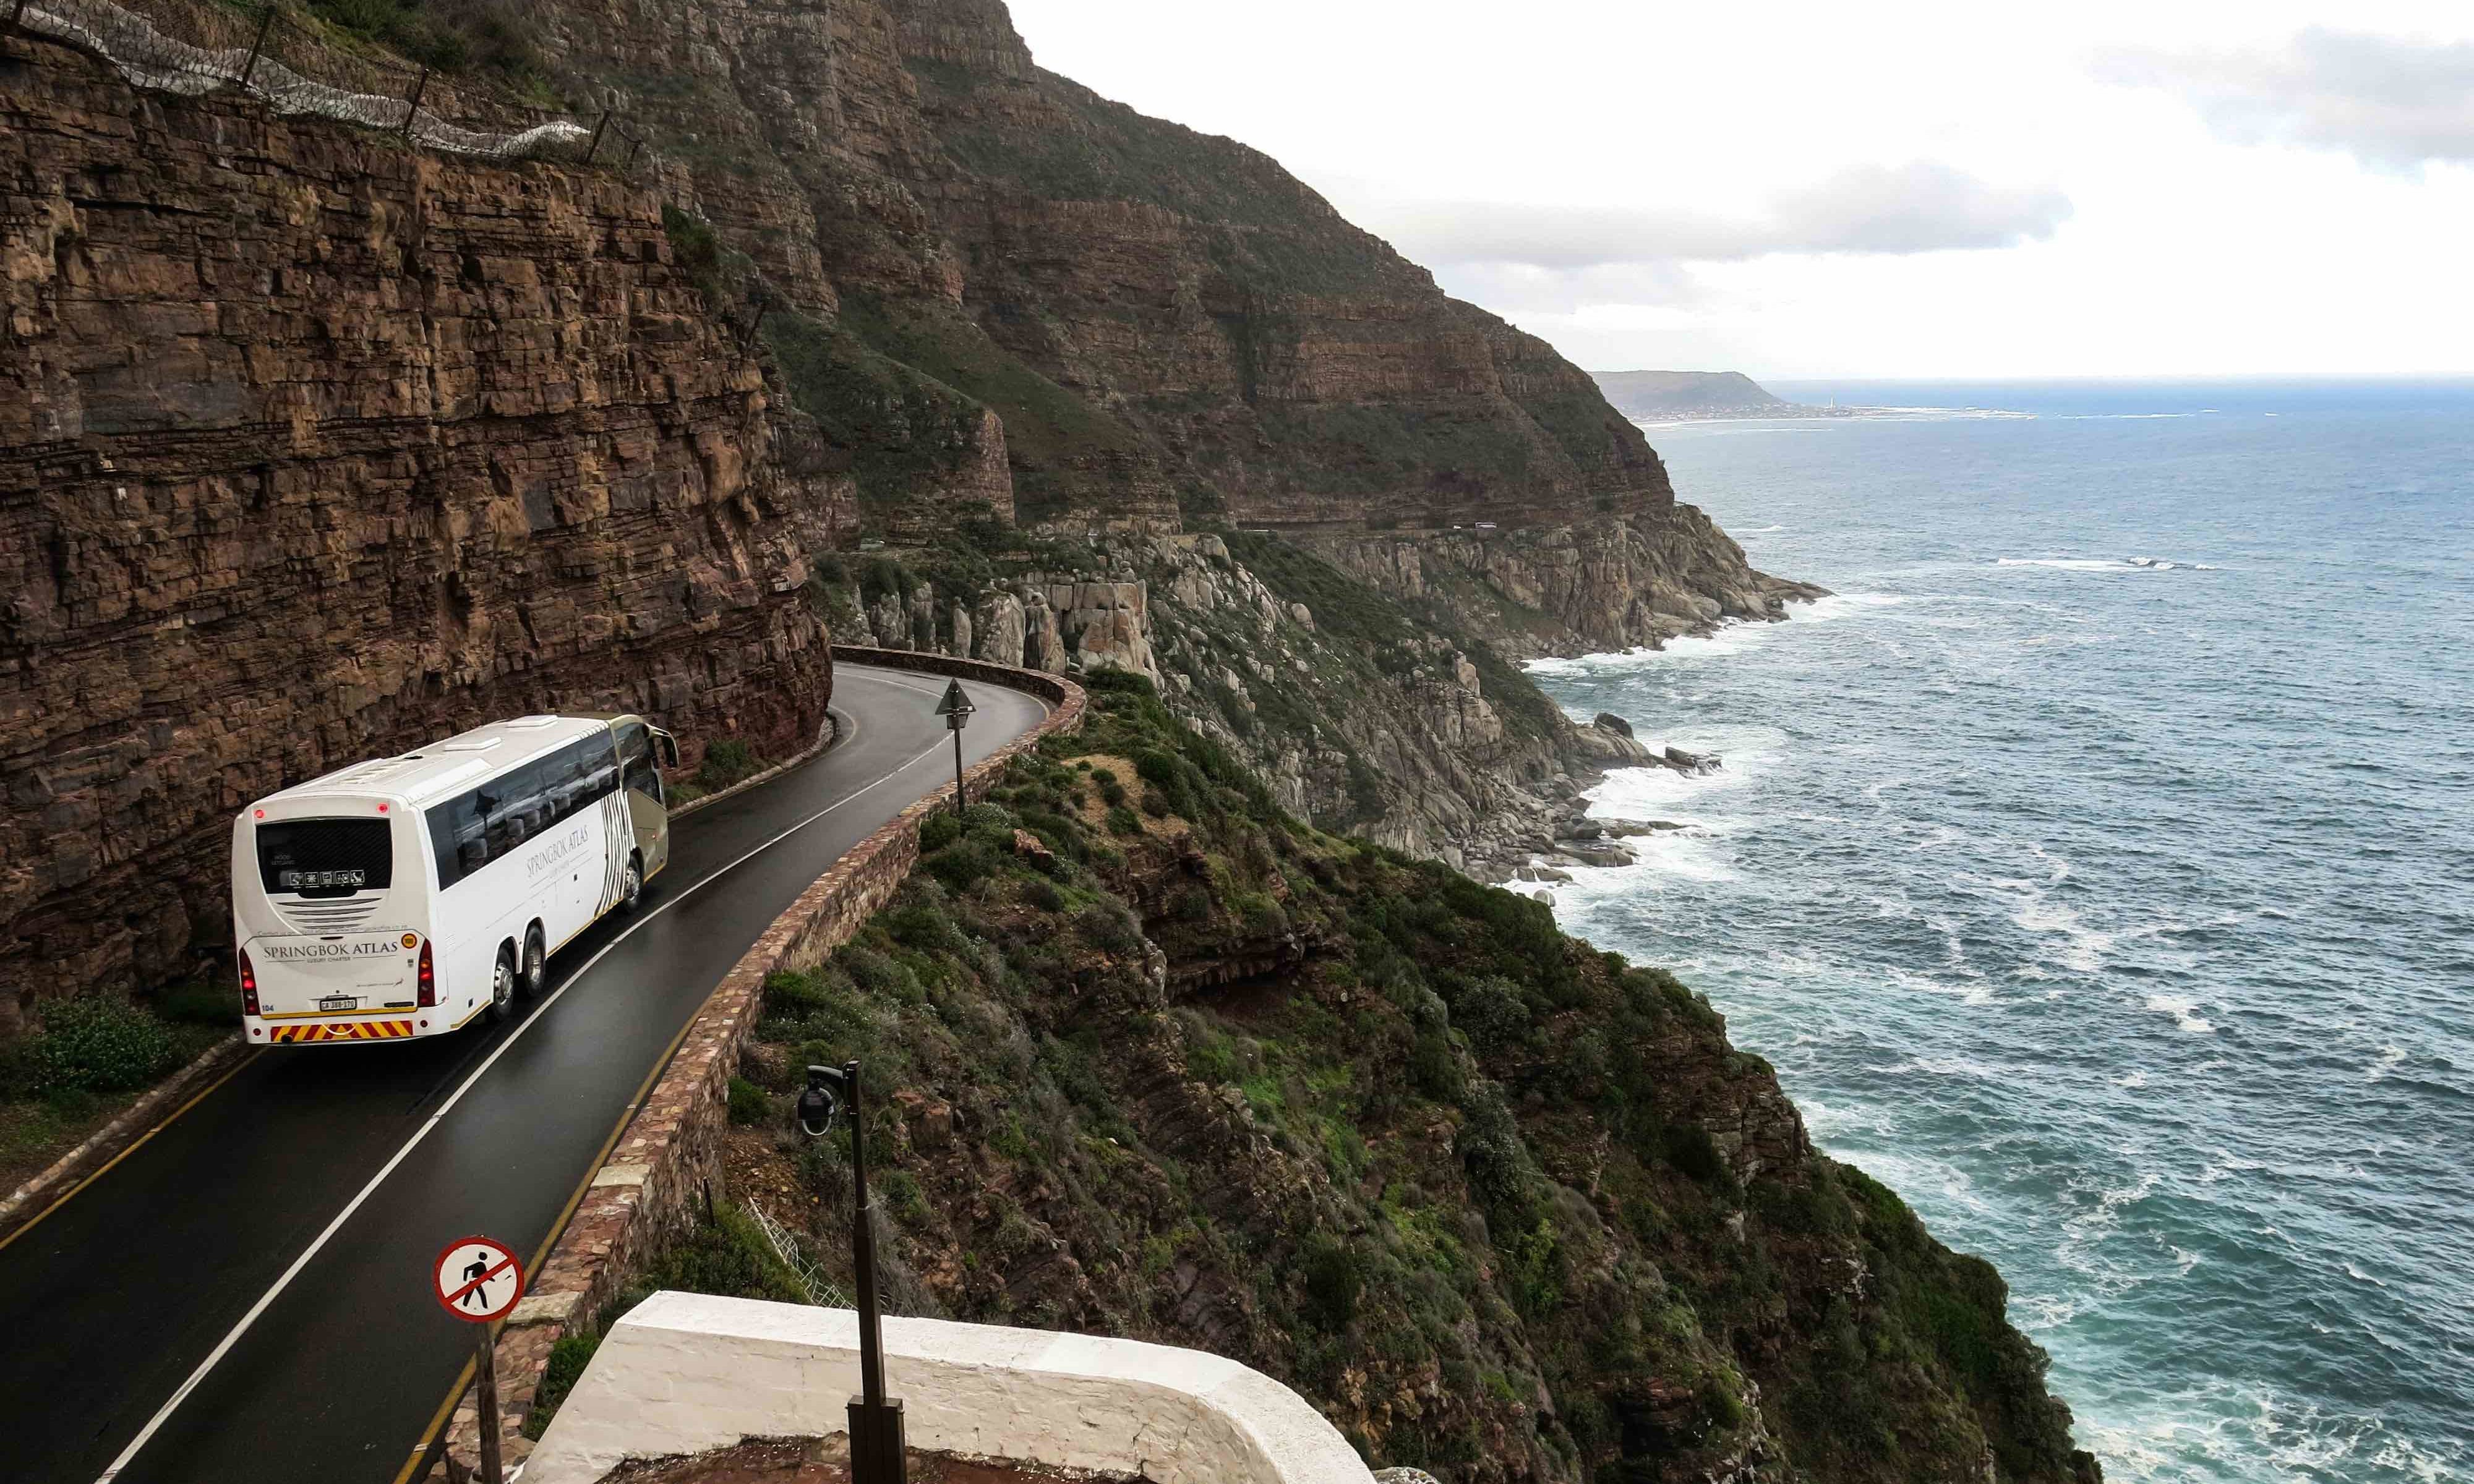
[1593,367,1863,420]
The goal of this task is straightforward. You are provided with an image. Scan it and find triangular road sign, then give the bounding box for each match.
[934,679,975,717]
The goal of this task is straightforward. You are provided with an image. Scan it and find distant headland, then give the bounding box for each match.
[1594,368,1857,420]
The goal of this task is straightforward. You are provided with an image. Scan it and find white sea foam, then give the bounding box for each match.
[1852,406,2034,421]
[2146,994,2215,1033]
[1965,869,2113,972]
[1996,556,2222,573]
[1523,592,1906,681]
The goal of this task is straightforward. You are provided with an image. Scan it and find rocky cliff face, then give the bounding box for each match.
[819,531,1659,879]
[505,0,1810,648]
[0,31,843,1024]
[1324,509,1828,659]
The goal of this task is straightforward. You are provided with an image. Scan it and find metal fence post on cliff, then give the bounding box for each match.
[237,3,277,89]
[400,66,429,139]
[583,108,611,164]
[738,288,771,354]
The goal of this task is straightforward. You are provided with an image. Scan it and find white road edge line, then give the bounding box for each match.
[92,681,1037,1483]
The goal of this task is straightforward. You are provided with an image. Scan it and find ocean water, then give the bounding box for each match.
[1525,381,2474,1484]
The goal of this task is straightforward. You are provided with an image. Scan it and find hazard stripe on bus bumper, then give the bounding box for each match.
[269,1020,416,1043]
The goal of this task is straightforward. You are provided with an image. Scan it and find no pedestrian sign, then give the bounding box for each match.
[433,1235,526,1323]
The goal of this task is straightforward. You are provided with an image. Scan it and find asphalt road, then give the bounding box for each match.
[0,665,1050,1484]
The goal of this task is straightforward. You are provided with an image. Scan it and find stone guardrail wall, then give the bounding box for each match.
[436,649,1085,1477]
[524,1292,1376,1484]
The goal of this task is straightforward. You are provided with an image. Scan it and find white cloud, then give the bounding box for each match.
[2099,29,2474,171]
[1004,0,2474,377]
[1354,163,2072,269]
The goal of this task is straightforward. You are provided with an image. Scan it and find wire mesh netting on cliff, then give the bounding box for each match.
[11,0,599,161]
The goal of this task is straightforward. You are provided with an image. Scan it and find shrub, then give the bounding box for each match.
[154,979,242,1026]
[919,811,964,853]
[1301,1235,1366,1329]
[696,739,765,792]
[962,801,1017,834]
[727,1077,770,1127]
[1663,1124,1727,1185]
[521,1331,602,1439]
[884,897,961,953]
[1076,905,1143,954]
[1022,878,1065,913]
[636,1200,810,1307]
[1409,1030,1464,1103]
[22,998,183,1094]
[923,838,1004,892]
[1106,806,1143,835]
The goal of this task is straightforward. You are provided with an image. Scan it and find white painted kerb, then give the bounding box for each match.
[524,1292,1376,1484]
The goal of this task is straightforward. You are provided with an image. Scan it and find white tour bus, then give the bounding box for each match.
[231,714,679,1044]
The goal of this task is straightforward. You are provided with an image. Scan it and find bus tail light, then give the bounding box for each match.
[239,950,260,1018]
[416,939,437,1008]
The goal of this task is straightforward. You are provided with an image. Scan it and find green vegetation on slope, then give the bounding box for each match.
[832,291,1153,524]
[654,672,2095,1484]
[292,0,557,101]
[0,987,238,1195]
[1220,531,1570,752]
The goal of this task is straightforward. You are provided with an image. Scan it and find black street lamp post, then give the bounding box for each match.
[795,1061,907,1484]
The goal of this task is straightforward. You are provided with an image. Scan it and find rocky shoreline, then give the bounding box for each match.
[815,522,1818,892]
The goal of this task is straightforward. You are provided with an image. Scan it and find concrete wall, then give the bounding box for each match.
[437,649,1083,1476]
[526,1292,1377,1484]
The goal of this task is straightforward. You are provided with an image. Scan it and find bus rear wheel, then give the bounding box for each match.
[521,924,547,996]
[621,855,643,913]
[485,945,517,1024]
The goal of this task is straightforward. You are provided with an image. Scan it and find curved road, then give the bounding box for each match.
[0,665,1050,1484]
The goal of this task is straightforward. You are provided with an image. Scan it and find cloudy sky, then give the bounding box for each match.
[1003,0,2474,379]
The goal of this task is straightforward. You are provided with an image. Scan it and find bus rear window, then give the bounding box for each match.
[256,819,394,897]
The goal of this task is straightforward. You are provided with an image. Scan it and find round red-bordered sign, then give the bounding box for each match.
[433,1235,526,1323]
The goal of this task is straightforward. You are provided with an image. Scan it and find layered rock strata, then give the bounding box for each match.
[515,0,1817,654]
[0,32,845,1023]
[1321,506,1829,658]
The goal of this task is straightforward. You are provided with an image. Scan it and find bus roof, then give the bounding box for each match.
[252,715,620,811]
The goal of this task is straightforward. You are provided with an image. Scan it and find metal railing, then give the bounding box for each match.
[9,0,645,164]
[748,1200,855,1310]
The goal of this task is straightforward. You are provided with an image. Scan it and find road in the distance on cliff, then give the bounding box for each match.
[0,665,1050,1484]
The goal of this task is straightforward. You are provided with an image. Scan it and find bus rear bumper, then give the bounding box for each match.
[246,1015,453,1044]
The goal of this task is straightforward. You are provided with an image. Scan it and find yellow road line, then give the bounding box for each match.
[0,1049,261,1255]
[390,1003,710,1483]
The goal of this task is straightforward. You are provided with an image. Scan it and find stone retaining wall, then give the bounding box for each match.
[436,650,1084,1477]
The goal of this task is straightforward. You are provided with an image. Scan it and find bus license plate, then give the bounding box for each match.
[318,995,359,1012]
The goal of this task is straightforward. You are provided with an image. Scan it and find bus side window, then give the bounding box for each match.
[617,722,657,804]
[580,734,620,804]
[487,761,545,856]
[544,739,588,825]
[429,791,487,889]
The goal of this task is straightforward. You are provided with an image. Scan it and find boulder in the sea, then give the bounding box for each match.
[1663,745,1721,775]
[1594,711,1636,738]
